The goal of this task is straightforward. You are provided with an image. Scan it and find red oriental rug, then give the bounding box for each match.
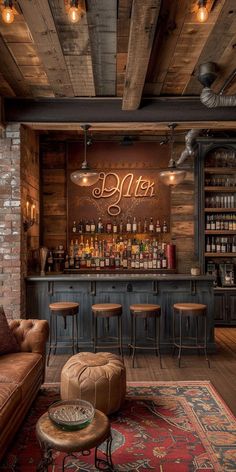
[2,381,236,472]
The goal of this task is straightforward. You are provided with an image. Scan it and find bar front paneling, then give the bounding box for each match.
[26,274,215,352]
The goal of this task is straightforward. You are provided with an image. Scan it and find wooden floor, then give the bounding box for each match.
[45,327,236,416]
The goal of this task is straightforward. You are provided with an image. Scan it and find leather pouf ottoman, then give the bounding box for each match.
[60,352,126,415]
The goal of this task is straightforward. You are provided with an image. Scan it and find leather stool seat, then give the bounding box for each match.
[47,301,79,366]
[92,303,123,357]
[173,302,210,367]
[129,303,162,368]
[60,352,126,415]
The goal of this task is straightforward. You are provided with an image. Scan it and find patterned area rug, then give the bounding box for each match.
[2,381,236,471]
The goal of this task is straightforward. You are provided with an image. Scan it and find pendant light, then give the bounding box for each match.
[158,124,186,186]
[68,0,83,23]
[196,0,208,23]
[2,0,14,24]
[70,125,100,187]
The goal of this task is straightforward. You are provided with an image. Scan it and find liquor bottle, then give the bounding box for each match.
[72,221,77,233]
[69,254,74,268]
[149,217,154,233]
[206,237,211,253]
[90,219,96,233]
[162,220,168,233]
[162,253,167,269]
[69,239,74,257]
[78,219,84,234]
[144,218,148,233]
[211,236,216,253]
[132,216,137,233]
[85,220,91,233]
[106,221,112,234]
[216,237,221,253]
[126,217,132,232]
[119,219,124,233]
[97,217,103,233]
[137,218,142,233]
[155,219,161,233]
[75,255,80,269]
[113,221,118,234]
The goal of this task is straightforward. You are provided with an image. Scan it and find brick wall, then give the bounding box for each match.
[0,124,39,319]
[0,124,22,319]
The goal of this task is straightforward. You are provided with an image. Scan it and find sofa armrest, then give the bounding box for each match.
[8,319,49,356]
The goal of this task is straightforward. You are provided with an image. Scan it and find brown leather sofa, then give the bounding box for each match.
[0,319,49,463]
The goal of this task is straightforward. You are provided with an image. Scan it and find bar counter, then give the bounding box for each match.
[26,273,215,352]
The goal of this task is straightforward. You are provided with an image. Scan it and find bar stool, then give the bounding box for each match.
[92,303,123,357]
[47,301,79,366]
[128,304,162,368]
[173,302,210,368]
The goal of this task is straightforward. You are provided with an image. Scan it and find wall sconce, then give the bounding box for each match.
[23,201,36,232]
[196,0,208,23]
[67,0,83,23]
[2,0,14,24]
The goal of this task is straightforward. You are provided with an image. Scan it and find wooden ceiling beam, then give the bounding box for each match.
[17,0,74,97]
[4,97,236,124]
[87,0,117,96]
[122,0,161,111]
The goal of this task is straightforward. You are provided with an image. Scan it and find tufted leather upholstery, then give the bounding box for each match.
[0,319,49,463]
[61,352,126,415]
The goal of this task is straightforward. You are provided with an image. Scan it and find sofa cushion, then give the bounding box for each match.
[0,383,21,430]
[0,306,19,355]
[0,352,43,398]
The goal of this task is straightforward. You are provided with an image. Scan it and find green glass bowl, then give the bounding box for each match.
[48,399,95,431]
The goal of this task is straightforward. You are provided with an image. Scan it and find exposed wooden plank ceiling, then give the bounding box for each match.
[0,0,235,128]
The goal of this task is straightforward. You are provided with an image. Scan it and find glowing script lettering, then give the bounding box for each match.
[92,172,155,216]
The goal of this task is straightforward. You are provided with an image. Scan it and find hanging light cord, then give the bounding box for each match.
[168,123,177,167]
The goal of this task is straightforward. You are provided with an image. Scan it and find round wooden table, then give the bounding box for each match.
[36,409,114,471]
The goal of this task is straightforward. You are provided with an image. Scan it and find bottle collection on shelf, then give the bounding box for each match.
[205,176,236,187]
[205,195,235,209]
[205,236,236,254]
[71,217,168,235]
[205,214,236,231]
[46,235,176,272]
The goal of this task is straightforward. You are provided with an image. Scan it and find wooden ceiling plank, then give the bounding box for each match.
[87,0,117,96]
[0,35,32,96]
[161,0,226,95]
[122,0,162,110]
[17,0,74,97]
[116,0,132,97]
[184,0,236,95]
[49,0,95,97]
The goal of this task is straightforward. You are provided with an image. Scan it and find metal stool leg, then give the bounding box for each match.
[118,316,123,358]
[178,311,182,368]
[204,315,210,368]
[132,316,136,368]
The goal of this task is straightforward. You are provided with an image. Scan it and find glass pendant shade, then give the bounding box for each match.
[70,125,99,187]
[159,165,186,186]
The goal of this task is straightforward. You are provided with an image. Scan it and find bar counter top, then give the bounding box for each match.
[26,273,214,282]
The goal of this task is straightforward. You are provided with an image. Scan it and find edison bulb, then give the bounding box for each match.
[2,6,14,24]
[197,6,208,23]
[68,6,81,23]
